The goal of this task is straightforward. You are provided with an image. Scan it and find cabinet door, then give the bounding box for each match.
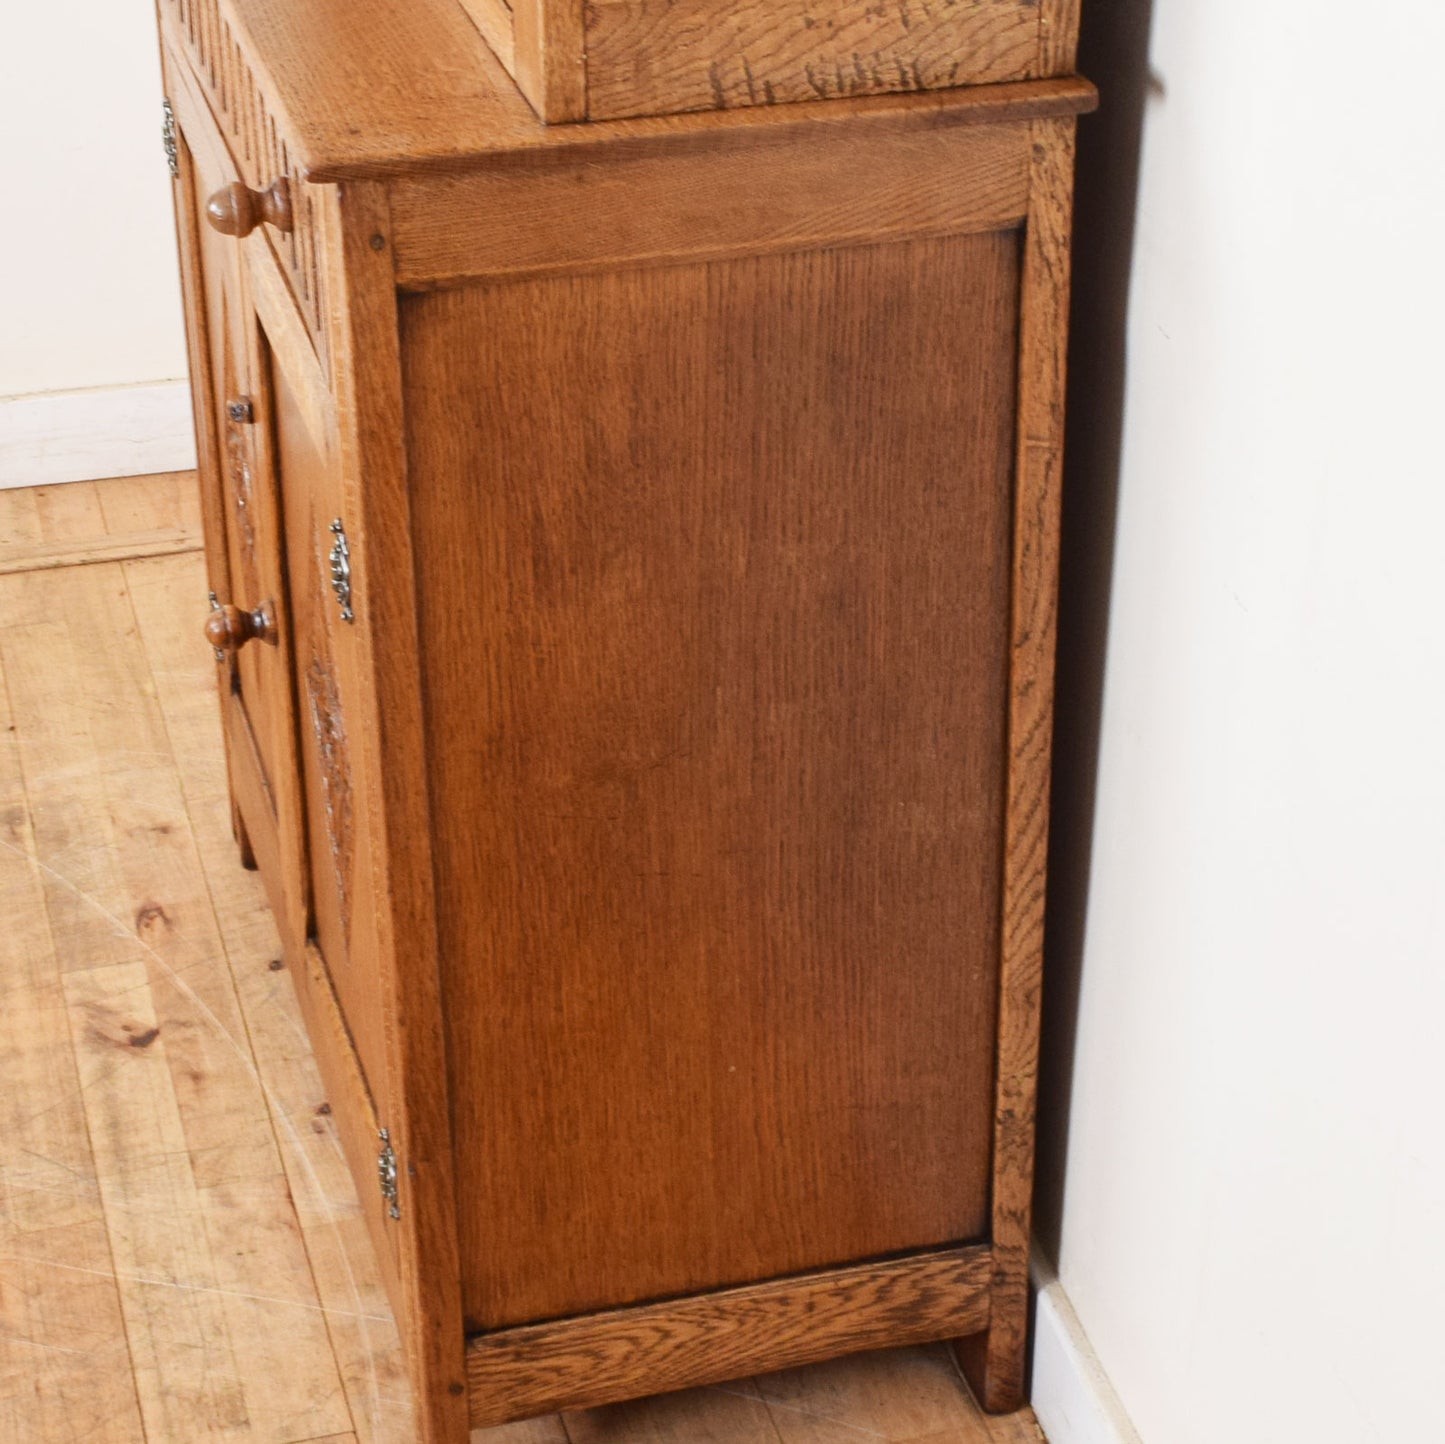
[173,84,397,1258]
[175,117,307,947]
[270,341,394,1130]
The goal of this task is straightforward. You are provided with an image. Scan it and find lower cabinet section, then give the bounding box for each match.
[165,5,1093,1435]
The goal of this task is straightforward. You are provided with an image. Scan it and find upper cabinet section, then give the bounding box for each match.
[459,0,1082,123]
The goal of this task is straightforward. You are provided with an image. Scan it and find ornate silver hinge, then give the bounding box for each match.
[328,519,354,624]
[162,98,179,179]
[378,1128,400,1219]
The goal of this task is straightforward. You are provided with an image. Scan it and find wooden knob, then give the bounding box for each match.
[205,178,293,238]
[205,601,276,653]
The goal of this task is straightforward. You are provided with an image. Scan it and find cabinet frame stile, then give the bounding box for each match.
[316,178,471,1441]
[955,112,1077,1412]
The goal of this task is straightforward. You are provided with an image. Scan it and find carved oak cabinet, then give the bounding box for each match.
[159,0,1093,1436]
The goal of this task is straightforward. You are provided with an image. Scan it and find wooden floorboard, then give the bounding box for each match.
[0,471,203,575]
[0,473,1047,1444]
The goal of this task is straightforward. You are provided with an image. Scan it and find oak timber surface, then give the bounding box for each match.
[403,232,1018,1328]
[171,0,1092,180]
[0,469,1045,1442]
[583,0,1041,120]
[461,0,1058,123]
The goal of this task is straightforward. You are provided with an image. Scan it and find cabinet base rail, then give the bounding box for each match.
[465,1243,994,1427]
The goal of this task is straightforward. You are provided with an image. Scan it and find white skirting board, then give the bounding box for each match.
[0,382,196,489]
[1031,1254,1144,1444]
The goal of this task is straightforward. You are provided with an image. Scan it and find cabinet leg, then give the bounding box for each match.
[953,1282,1028,1414]
[232,798,258,871]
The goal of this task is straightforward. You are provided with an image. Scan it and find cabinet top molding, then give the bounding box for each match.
[161,0,1092,183]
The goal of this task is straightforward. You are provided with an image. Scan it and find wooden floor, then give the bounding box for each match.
[0,472,1046,1444]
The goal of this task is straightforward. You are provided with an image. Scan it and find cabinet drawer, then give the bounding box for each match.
[459,0,1073,123]
[161,0,327,368]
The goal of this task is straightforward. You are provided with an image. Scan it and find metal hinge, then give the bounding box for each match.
[162,98,179,179]
[378,1129,401,1219]
[328,519,354,624]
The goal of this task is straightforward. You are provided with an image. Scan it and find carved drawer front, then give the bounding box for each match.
[162,0,327,367]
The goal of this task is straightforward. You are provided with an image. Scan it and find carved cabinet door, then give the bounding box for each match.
[172,75,401,1302]
[174,107,308,952]
[269,340,396,1147]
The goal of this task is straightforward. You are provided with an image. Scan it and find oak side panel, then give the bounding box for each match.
[584,0,1041,121]
[956,114,1079,1414]
[403,232,1020,1330]
[466,1247,994,1427]
[319,184,470,1442]
[390,120,1030,289]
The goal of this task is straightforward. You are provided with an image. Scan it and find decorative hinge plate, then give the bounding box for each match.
[328,519,355,624]
[378,1128,400,1219]
[162,98,179,179]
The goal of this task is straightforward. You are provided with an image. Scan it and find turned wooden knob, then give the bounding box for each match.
[205,177,293,237]
[205,601,276,653]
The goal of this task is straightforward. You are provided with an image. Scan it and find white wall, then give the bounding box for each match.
[0,0,193,483]
[1050,3,1445,1442]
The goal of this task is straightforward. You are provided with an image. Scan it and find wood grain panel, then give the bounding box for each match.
[465,1247,993,1427]
[390,120,1029,288]
[403,231,1020,1329]
[584,0,1041,121]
